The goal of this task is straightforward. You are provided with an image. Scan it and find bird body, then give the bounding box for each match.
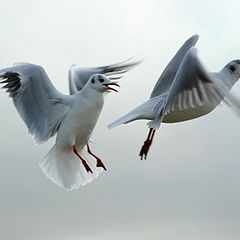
[56,83,104,150]
[164,67,240,123]
[41,80,107,190]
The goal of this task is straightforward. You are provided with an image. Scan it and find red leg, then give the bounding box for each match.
[72,145,93,173]
[139,128,156,160]
[87,144,107,171]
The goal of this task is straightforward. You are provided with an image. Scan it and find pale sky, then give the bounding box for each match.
[0,0,240,240]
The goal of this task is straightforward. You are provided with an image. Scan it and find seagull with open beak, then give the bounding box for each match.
[0,64,121,190]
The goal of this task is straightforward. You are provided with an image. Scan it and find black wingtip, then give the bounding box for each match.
[0,72,21,97]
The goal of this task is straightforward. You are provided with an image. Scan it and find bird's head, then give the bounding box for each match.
[89,74,120,93]
[227,60,240,80]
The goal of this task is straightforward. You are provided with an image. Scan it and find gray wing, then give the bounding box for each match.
[68,58,141,94]
[68,69,78,95]
[164,47,240,115]
[150,34,199,99]
[0,63,71,144]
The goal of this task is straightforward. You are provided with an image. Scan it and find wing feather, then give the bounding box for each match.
[164,48,240,116]
[0,63,70,143]
[68,58,141,94]
[150,34,199,99]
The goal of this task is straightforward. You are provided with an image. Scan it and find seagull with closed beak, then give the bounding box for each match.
[108,35,240,159]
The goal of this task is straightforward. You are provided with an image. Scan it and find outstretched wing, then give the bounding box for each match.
[0,63,71,144]
[68,58,141,94]
[150,34,199,99]
[163,47,240,116]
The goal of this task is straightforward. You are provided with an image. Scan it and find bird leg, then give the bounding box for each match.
[87,144,107,171]
[72,145,93,173]
[139,128,156,160]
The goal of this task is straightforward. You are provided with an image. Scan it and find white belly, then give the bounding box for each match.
[56,97,103,150]
[163,103,217,123]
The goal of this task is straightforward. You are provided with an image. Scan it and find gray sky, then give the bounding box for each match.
[0,0,240,239]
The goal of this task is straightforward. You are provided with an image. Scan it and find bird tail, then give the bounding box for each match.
[107,112,143,129]
[39,144,103,190]
[108,96,162,129]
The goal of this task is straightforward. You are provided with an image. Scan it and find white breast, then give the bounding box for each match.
[56,92,104,150]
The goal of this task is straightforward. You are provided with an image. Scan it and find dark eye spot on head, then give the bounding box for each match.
[99,78,104,83]
[91,78,95,84]
[230,65,236,72]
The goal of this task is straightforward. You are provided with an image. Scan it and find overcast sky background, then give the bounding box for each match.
[0,0,240,239]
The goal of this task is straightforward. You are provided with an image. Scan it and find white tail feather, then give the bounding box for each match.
[108,113,143,128]
[39,144,103,190]
[108,97,162,129]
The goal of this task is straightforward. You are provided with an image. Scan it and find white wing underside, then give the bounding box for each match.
[0,63,71,144]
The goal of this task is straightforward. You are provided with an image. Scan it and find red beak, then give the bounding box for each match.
[103,82,120,92]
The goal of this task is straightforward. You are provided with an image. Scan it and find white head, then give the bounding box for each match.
[226,60,240,80]
[88,74,120,93]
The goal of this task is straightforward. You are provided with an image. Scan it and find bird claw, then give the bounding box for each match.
[86,143,107,171]
[72,145,93,173]
[139,140,152,160]
[82,160,93,173]
[96,159,107,171]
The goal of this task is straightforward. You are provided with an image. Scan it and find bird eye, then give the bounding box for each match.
[99,78,104,83]
[230,65,236,72]
[91,78,95,84]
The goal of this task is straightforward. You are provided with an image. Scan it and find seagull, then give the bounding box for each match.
[0,59,139,190]
[108,34,240,159]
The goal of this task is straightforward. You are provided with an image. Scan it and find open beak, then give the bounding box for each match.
[103,82,120,92]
